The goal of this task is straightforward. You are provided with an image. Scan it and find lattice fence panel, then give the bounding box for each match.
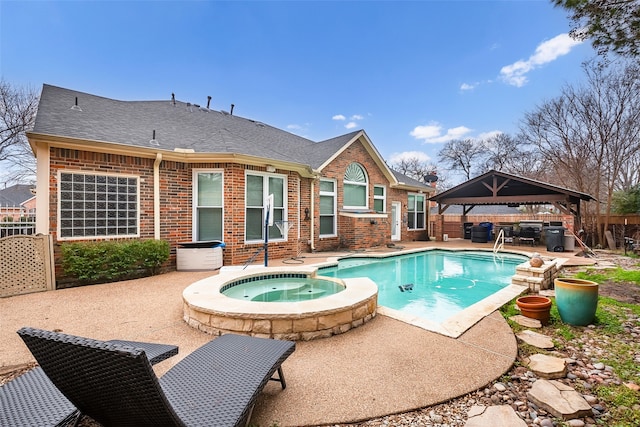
[0,235,55,298]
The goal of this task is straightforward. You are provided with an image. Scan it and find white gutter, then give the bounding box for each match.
[310,180,316,251]
[153,153,162,240]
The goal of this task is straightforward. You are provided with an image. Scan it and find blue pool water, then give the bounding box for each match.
[319,250,527,323]
[222,277,344,302]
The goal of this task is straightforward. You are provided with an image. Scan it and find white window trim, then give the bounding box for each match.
[407,193,426,231]
[343,163,369,210]
[373,185,386,213]
[319,178,337,238]
[244,170,287,244]
[57,170,140,241]
[192,169,224,242]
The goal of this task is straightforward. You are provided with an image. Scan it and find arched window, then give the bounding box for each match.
[343,163,368,209]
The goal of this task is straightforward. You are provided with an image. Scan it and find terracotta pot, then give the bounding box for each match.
[516,295,552,325]
[554,278,599,326]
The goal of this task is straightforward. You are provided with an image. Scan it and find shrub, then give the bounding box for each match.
[61,239,170,284]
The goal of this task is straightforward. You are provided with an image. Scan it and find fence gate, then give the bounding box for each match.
[0,234,55,298]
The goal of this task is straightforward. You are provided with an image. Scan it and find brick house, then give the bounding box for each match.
[28,84,433,271]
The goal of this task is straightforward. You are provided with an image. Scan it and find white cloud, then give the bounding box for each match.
[332,114,346,121]
[345,121,358,129]
[460,83,476,91]
[287,124,302,130]
[410,122,472,144]
[350,114,364,120]
[500,33,583,87]
[388,150,431,164]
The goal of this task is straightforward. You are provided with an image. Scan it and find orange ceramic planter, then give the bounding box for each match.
[516,295,552,325]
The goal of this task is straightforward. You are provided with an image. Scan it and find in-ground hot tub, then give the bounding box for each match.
[182,266,378,341]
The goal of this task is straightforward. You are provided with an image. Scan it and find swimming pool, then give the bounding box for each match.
[320,250,528,325]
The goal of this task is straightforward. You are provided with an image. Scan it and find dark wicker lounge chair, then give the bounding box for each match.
[0,336,179,427]
[16,327,296,427]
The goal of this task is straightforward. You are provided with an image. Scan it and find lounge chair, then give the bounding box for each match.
[0,337,179,427]
[16,327,296,427]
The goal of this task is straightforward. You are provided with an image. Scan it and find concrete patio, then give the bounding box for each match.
[0,240,595,426]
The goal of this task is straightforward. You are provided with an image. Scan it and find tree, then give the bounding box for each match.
[520,60,640,245]
[0,80,39,185]
[480,133,545,178]
[437,138,486,181]
[388,156,452,192]
[611,184,640,213]
[553,0,640,59]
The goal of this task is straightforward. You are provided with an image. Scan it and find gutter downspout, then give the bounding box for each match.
[310,180,316,251]
[153,153,162,240]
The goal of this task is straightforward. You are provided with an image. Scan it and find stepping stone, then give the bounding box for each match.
[464,405,527,426]
[525,353,567,379]
[516,330,554,349]
[527,379,593,420]
[509,315,542,328]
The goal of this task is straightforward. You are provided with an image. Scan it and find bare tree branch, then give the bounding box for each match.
[0,80,38,185]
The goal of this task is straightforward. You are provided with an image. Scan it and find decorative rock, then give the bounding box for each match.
[567,420,585,427]
[624,382,640,391]
[509,315,542,328]
[516,330,555,349]
[464,405,528,426]
[530,257,544,267]
[525,354,567,379]
[527,379,593,420]
[494,382,507,392]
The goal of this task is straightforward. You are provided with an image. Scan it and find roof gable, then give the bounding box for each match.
[431,170,594,208]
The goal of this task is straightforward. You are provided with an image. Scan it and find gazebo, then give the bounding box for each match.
[429,170,595,242]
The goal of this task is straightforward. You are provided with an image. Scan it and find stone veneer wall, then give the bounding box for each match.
[511,260,559,292]
[183,294,377,341]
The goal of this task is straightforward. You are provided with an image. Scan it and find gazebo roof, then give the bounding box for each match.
[430,170,594,216]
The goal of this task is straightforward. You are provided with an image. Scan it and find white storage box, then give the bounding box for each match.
[176,242,224,271]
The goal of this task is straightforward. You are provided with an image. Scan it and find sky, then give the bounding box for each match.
[1,0,595,185]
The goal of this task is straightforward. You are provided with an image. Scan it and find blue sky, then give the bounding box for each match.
[1,1,594,184]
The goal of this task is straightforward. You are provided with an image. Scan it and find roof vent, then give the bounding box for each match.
[171,93,176,106]
[230,104,235,115]
[70,97,82,111]
[207,96,211,109]
[149,130,159,146]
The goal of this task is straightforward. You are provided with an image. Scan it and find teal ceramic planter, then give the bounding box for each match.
[554,278,599,326]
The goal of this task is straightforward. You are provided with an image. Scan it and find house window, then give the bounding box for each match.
[319,179,336,236]
[58,172,139,239]
[373,185,386,213]
[245,172,286,242]
[193,171,223,241]
[343,163,368,209]
[407,193,425,230]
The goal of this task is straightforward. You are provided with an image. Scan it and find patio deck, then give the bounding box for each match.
[0,240,595,426]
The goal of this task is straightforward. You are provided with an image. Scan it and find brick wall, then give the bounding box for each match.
[48,139,424,277]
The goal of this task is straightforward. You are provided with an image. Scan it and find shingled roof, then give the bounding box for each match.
[31,85,371,171]
[30,85,431,191]
[0,184,35,206]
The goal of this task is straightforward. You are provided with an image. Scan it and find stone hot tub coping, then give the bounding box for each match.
[182,266,378,341]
